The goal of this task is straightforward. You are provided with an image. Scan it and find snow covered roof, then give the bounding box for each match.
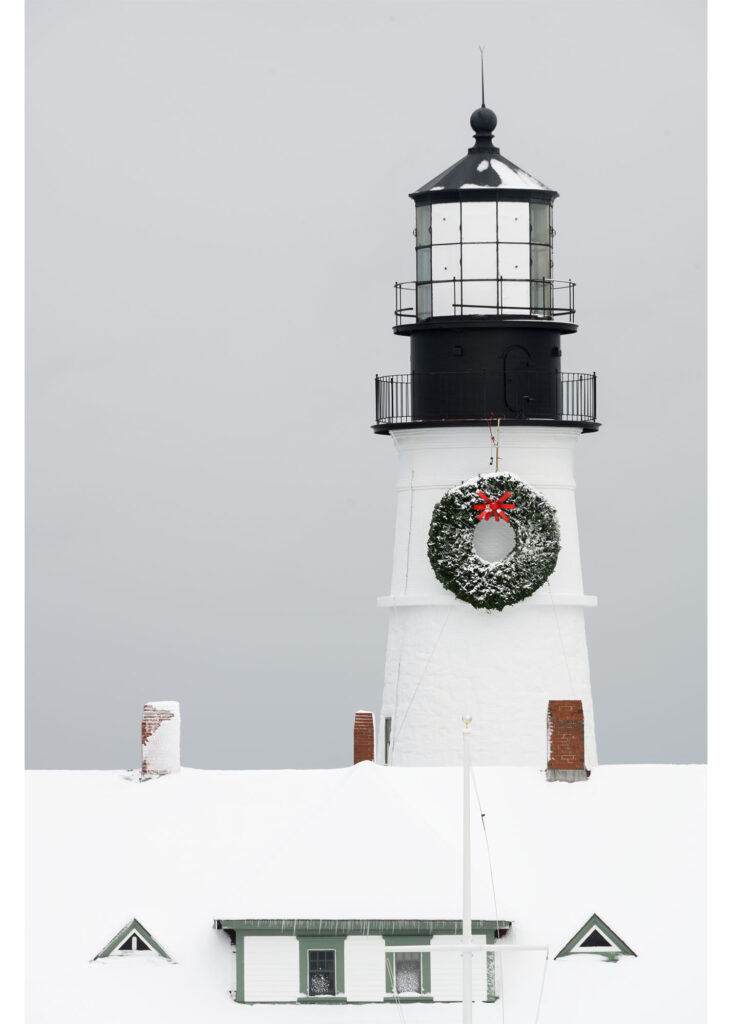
[414,151,552,196]
[26,763,705,1022]
[411,106,555,198]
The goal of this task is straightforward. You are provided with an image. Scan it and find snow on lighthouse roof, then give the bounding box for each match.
[411,105,556,198]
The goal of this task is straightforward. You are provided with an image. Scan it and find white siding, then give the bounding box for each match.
[430,935,488,1003]
[376,426,599,769]
[344,936,385,1002]
[243,936,299,1003]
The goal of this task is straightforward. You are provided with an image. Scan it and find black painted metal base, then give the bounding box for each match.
[371,419,601,435]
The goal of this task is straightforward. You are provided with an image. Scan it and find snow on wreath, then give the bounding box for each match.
[427,472,560,612]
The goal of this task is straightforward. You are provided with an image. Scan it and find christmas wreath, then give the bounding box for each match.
[427,472,560,611]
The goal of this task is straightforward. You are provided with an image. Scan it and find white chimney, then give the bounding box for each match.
[141,701,180,776]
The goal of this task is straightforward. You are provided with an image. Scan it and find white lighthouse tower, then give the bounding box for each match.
[373,101,600,769]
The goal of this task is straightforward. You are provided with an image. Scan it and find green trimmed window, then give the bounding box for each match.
[308,949,335,996]
[385,935,431,1000]
[297,936,345,1000]
[394,951,421,993]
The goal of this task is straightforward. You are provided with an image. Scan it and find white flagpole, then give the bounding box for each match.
[462,714,473,1024]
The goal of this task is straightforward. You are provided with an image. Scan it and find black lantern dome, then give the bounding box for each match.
[414,106,554,196]
[373,103,599,435]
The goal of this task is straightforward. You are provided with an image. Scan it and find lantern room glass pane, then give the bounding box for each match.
[462,242,497,281]
[530,244,550,281]
[530,244,551,315]
[530,278,551,316]
[416,247,431,283]
[416,205,431,247]
[497,202,529,242]
[501,280,531,314]
[530,203,551,244]
[432,281,457,316]
[431,203,461,244]
[498,243,530,278]
[461,202,497,243]
[462,280,498,314]
[416,283,432,320]
[432,243,461,281]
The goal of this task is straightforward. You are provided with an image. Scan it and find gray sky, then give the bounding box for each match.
[26,0,706,769]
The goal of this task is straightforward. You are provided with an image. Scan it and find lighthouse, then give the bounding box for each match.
[373,101,600,769]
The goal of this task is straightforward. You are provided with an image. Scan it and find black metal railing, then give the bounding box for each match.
[375,370,596,426]
[394,278,576,326]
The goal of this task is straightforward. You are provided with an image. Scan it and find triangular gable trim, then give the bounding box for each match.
[93,918,174,961]
[555,913,636,961]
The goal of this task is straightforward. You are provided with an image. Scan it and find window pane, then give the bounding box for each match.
[416,205,431,247]
[530,244,550,281]
[432,281,458,317]
[431,203,461,244]
[395,952,421,994]
[432,244,460,281]
[500,280,531,315]
[416,247,431,283]
[462,280,498,314]
[530,203,551,244]
[530,278,551,315]
[461,202,496,243]
[416,283,432,320]
[462,243,497,281]
[498,243,530,279]
[497,202,529,243]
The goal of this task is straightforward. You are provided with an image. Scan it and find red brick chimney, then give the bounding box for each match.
[546,700,589,782]
[353,711,375,764]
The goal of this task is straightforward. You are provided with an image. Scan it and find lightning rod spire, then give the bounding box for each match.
[479,45,485,107]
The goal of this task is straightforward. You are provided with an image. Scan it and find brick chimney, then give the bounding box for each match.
[353,711,375,764]
[546,700,589,782]
[141,701,180,776]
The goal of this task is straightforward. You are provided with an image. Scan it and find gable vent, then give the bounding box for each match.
[92,918,174,962]
[555,914,636,962]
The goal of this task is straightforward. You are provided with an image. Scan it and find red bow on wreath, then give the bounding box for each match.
[474,490,516,523]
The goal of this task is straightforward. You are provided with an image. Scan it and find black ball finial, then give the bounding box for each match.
[470,105,498,134]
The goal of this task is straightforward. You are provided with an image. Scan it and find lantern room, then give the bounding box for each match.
[414,198,554,319]
[397,105,573,326]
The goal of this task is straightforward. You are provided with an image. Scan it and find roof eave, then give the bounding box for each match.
[215,918,513,937]
[409,187,559,203]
